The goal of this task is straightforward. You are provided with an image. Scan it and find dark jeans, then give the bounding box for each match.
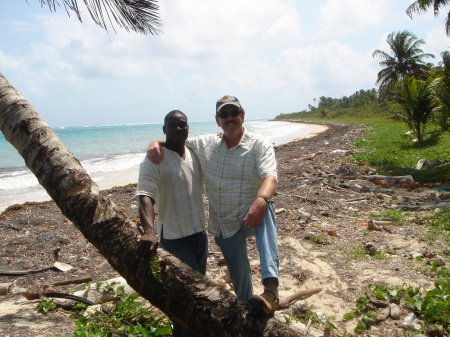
[160,231,208,337]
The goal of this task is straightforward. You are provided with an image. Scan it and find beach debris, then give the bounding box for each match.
[278,288,322,310]
[365,243,377,255]
[73,277,136,304]
[377,307,390,321]
[402,130,414,138]
[0,283,12,295]
[408,251,422,259]
[426,159,442,167]
[43,276,93,290]
[402,312,421,330]
[416,159,426,170]
[367,220,382,231]
[390,303,401,320]
[0,262,73,276]
[275,208,286,214]
[364,175,414,183]
[321,229,338,237]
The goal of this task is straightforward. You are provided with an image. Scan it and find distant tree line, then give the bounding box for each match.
[277,1,450,143]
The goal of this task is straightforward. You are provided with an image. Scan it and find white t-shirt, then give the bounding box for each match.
[135,147,205,240]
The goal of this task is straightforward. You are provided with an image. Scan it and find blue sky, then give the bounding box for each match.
[1,0,449,127]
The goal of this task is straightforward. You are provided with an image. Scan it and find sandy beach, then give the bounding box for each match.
[1,122,449,336]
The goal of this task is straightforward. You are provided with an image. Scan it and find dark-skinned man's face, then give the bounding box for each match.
[163,113,189,143]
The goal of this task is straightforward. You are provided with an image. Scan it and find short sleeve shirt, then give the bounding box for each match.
[186,129,277,238]
[135,147,205,240]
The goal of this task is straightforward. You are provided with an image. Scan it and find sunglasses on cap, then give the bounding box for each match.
[217,109,241,119]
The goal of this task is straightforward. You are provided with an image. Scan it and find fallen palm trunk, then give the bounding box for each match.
[1,73,305,336]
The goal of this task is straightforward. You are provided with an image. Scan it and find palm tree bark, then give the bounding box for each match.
[0,73,302,336]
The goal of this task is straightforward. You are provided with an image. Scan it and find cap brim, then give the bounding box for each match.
[216,102,241,113]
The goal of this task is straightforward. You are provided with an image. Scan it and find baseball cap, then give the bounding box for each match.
[216,95,241,112]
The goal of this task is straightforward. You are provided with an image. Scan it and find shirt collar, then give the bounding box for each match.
[219,127,251,150]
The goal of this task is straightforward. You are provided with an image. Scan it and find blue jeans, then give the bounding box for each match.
[160,231,208,275]
[215,202,279,301]
[161,231,208,337]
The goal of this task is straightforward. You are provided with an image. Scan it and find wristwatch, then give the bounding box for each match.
[257,195,271,203]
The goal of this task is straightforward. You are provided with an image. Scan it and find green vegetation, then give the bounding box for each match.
[275,27,450,184]
[35,299,56,314]
[370,209,412,226]
[353,122,450,183]
[69,286,172,337]
[305,233,325,244]
[344,275,450,334]
[342,246,390,260]
[274,89,450,183]
[418,208,450,245]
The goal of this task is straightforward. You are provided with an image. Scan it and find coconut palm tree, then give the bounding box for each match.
[434,51,450,130]
[38,0,161,34]
[407,0,450,36]
[373,30,434,93]
[394,75,439,142]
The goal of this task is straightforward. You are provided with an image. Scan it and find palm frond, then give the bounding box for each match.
[38,0,161,35]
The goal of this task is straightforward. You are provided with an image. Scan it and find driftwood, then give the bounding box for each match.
[44,276,93,290]
[278,288,322,310]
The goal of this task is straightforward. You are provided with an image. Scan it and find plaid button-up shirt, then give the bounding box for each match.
[186,129,277,238]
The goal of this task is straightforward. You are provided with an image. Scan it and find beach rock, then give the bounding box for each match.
[390,303,401,320]
[377,307,390,321]
[365,243,377,255]
[402,312,417,329]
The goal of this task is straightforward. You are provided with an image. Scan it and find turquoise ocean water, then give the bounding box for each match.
[0,120,319,212]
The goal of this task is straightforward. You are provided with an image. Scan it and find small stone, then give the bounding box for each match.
[365,243,377,255]
[390,303,401,320]
[402,312,416,329]
[377,307,390,321]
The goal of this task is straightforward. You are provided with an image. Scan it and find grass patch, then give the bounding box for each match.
[370,209,411,226]
[417,208,450,245]
[305,233,325,244]
[343,246,390,260]
[352,122,450,183]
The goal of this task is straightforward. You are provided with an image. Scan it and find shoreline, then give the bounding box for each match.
[0,121,328,213]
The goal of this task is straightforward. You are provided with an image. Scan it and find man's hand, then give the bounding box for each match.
[147,140,165,164]
[243,197,268,228]
[137,195,157,260]
[136,232,158,260]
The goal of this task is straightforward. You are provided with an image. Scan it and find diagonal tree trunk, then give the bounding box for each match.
[0,73,302,336]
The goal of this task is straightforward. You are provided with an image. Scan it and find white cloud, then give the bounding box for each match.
[318,0,389,37]
[1,0,449,126]
[277,40,378,96]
